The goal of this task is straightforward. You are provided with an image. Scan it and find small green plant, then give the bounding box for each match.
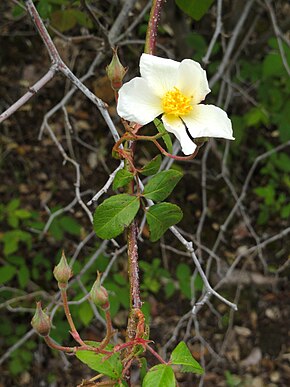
[13,0,93,32]
[254,150,290,225]
[225,370,242,387]
[140,258,175,297]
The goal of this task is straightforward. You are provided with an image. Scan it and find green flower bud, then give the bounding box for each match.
[53,251,72,289]
[90,272,110,311]
[31,301,51,337]
[106,48,128,91]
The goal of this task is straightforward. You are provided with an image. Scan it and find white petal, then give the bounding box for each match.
[177,59,210,104]
[117,77,163,125]
[162,114,197,155]
[140,53,180,97]
[182,104,234,139]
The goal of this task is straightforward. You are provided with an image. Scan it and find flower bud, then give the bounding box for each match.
[53,251,72,289]
[106,48,128,91]
[90,272,110,311]
[31,301,51,337]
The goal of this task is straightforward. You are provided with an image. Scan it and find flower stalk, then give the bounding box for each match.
[121,1,166,381]
[60,287,87,346]
[145,0,164,55]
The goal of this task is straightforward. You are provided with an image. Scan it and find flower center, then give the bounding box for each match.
[162,87,192,116]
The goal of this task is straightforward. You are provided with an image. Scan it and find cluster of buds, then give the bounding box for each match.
[90,272,110,311]
[53,251,73,290]
[32,253,111,342]
[106,48,128,91]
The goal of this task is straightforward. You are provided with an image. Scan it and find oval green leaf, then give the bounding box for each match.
[142,364,176,387]
[0,265,17,284]
[140,155,162,176]
[143,170,183,202]
[94,194,140,239]
[146,203,183,242]
[113,169,134,190]
[175,0,214,21]
[170,341,204,374]
[76,341,122,379]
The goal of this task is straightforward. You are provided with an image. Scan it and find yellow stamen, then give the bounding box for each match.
[162,87,192,116]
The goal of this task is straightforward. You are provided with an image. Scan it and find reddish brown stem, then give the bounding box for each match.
[99,310,114,350]
[144,0,164,55]
[44,336,76,353]
[127,220,142,310]
[60,288,86,346]
[152,139,201,160]
[145,344,167,364]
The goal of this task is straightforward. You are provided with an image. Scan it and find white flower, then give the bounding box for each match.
[117,54,234,155]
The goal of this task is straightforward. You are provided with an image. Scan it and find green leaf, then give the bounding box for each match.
[59,216,81,235]
[170,341,204,374]
[143,170,183,202]
[277,101,290,141]
[14,209,32,219]
[176,263,191,299]
[146,203,183,242]
[37,0,52,19]
[12,5,26,18]
[17,265,30,288]
[231,115,246,147]
[76,342,122,379]
[262,52,284,78]
[48,0,70,5]
[113,169,134,190]
[154,118,173,154]
[281,203,290,219]
[94,194,140,239]
[254,185,275,205]
[142,364,176,387]
[7,199,20,212]
[175,0,214,21]
[164,282,175,298]
[1,230,32,255]
[245,107,269,127]
[51,10,77,32]
[186,33,208,61]
[70,9,93,29]
[275,153,290,173]
[194,273,203,292]
[113,273,127,286]
[78,302,94,326]
[7,215,19,229]
[140,357,148,381]
[49,220,64,241]
[140,155,162,176]
[0,265,17,284]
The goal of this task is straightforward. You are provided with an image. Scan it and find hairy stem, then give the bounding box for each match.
[127,220,142,311]
[144,0,164,55]
[126,153,142,343]
[123,1,165,382]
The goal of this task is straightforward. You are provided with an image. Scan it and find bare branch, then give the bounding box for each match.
[209,0,255,87]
